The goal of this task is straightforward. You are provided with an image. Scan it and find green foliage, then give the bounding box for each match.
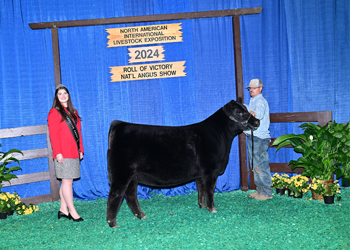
[272,121,350,180]
[0,143,23,191]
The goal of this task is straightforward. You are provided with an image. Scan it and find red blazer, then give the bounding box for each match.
[47,108,84,159]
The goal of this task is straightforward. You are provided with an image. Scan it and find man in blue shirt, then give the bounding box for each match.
[245,79,272,200]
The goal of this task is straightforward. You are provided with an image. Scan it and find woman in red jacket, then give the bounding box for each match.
[48,84,84,222]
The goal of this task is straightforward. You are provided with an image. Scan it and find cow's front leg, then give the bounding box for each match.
[125,180,146,219]
[204,176,218,213]
[195,178,206,209]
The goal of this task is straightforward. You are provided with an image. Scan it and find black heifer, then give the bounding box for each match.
[107,98,259,228]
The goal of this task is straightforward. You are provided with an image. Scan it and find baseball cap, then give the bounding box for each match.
[246,79,263,89]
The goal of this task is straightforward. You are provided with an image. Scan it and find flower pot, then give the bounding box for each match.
[310,179,334,201]
[0,212,8,219]
[342,178,350,187]
[293,193,303,199]
[276,188,286,195]
[7,210,14,216]
[323,195,335,204]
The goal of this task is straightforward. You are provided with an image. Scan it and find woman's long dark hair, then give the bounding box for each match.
[52,85,81,122]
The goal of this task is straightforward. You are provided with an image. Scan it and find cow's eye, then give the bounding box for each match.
[235,110,243,117]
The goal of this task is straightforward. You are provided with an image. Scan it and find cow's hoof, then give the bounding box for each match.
[198,204,206,209]
[134,213,146,220]
[208,207,217,213]
[107,219,119,228]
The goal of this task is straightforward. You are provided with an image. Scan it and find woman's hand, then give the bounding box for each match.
[80,152,84,160]
[56,153,64,164]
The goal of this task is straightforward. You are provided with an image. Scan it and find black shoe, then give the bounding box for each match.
[68,213,84,222]
[58,211,69,220]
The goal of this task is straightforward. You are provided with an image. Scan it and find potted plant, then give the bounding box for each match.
[271,173,290,195]
[0,143,23,190]
[310,179,341,204]
[287,175,310,198]
[339,138,350,187]
[342,177,350,187]
[0,192,21,216]
[0,192,10,219]
[16,202,39,215]
[0,143,24,219]
[0,191,39,219]
[272,121,350,199]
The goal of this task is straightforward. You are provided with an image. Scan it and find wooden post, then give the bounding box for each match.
[51,28,62,88]
[232,15,249,191]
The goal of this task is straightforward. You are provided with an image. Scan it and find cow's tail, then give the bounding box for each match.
[107,120,121,185]
[108,120,121,148]
[107,148,112,184]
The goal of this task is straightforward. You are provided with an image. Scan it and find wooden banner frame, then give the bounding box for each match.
[28,7,262,195]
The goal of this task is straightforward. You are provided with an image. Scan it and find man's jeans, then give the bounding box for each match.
[247,136,272,197]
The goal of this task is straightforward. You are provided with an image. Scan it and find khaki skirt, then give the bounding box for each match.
[54,158,80,179]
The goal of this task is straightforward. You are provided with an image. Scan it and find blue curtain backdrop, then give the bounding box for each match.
[1,0,349,200]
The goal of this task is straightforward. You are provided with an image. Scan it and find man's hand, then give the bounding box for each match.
[250,111,256,117]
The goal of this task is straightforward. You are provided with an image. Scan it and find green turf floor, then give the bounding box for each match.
[1,188,349,249]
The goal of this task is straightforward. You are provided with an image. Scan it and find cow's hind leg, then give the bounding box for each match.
[204,176,218,213]
[125,180,146,219]
[106,181,127,228]
[196,178,206,209]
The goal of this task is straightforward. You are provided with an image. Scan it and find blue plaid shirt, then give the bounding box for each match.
[245,94,270,139]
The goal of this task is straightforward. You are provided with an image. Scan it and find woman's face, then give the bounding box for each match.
[57,89,69,107]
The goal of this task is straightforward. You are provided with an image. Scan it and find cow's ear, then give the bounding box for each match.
[237,97,243,104]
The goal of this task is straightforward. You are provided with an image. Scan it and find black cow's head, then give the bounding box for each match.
[223,98,260,131]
